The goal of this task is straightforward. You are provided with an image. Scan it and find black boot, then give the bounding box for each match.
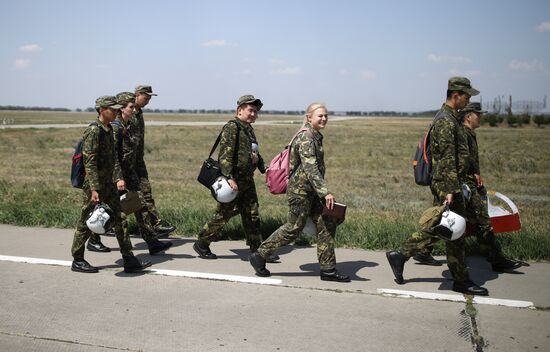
[87,238,111,253]
[386,251,407,284]
[249,252,270,277]
[148,239,173,255]
[71,260,99,273]
[320,269,351,282]
[491,257,522,273]
[193,241,217,259]
[250,246,279,263]
[452,280,489,296]
[123,255,152,273]
[413,252,442,266]
[154,221,176,237]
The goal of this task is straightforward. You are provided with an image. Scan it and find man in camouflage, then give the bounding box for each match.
[413,102,521,272]
[386,77,489,295]
[132,85,176,236]
[249,102,350,282]
[460,102,519,272]
[193,95,270,260]
[112,92,173,255]
[71,96,151,273]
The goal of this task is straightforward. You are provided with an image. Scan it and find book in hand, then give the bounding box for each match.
[322,202,347,221]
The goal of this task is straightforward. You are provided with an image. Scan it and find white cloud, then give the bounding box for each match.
[339,69,349,75]
[15,59,31,69]
[269,58,285,65]
[535,22,550,32]
[427,54,472,64]
[508,59,548,73]
[19,44,42,52]
[242,68,252,75]
[202,39,232,47]
[242,57,255,63]
[359,70,375,80]
[269,66,302,75]
[447,68,481,77]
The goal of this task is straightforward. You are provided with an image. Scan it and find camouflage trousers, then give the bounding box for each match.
[72,185,133,260]
[400,187,469,283]
[258,193,337,271]
[197,178,262,250]
[90,179,156,245]
[416,188,504,263]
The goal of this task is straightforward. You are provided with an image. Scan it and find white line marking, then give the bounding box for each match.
[0,255,72,266]
[0,255,282,286]
[378,288,534,309]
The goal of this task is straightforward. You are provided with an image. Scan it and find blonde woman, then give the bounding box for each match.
[250,103,350,282]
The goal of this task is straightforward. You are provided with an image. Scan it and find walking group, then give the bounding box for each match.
[71,77,521,296]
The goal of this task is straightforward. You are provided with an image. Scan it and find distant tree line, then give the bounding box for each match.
[481,113,550,128]
[0,105,71,112]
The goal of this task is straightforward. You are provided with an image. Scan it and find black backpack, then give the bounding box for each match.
[70,121,122,188]
[413,111,458,186]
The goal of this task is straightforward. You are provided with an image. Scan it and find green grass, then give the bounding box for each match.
[1,112,549,260]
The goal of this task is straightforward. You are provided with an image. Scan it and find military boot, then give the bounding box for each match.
[71,260,99,273]
[123,255,152,273]
[413,252,442,266]
[193,241,217,259]
[87,238,111,253]
[386,250,407,284]
[249,252,270,277]
[320,269,351,282]
[491,257,522,273]
[148,239,173,255]
[452,280,489,296]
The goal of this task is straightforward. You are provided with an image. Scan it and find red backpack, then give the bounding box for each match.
[265,128,308,194]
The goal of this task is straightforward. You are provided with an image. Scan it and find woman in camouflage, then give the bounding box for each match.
[250,103,350,282]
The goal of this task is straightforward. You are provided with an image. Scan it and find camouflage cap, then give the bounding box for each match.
[461,102,487,114]
[135,85,158,96]
[448,77,480,96]
[116,91,136,105]
[95,96,123,111]
[237,94,263,111]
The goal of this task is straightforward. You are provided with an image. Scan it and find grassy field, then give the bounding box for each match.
[1,111,549,260]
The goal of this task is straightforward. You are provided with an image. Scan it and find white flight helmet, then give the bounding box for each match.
[211,176,238,203]
[251,142,259,154]
[432,209,466,241]
[86,203,113,234]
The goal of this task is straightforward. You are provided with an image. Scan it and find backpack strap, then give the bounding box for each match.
[288,127,311,178]
[207,120,241,178]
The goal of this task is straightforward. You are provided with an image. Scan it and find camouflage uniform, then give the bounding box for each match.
[257,122,338,271]
[463,126,505,262]
[400,104,470,283]
[197,118,266,250]
[111,115,157,244]
[131,107,161,225]
[71,119,133,260]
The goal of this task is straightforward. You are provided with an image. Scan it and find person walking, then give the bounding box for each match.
[133,85,176,237]
[71,96,151,273]
[112,92,173,255]
[386,77,489,295]
[249,102,350,282]
[193,95,271,260]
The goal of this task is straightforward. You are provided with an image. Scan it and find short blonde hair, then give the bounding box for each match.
[303,102,327,126]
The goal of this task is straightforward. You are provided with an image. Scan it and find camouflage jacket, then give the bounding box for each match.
[219,118,266,180]
[112,117,140,190]
[430,104,470,196]
[287,122,329,198]
[464,126,480,187]
[131,108,149,179]
[82,118,121,191]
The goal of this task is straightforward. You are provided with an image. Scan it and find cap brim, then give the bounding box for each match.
[109,104,124,109]
[466,87,480,96]
[239,99,263,110]
[145,93,158,96]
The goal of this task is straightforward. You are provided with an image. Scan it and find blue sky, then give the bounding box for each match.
[1,0,549,111]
